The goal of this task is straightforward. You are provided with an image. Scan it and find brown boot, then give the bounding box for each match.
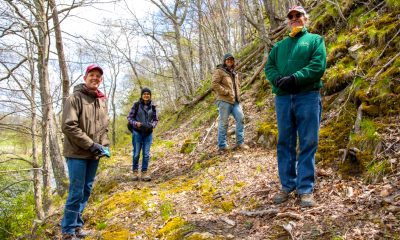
[300,193,316,207]
[132,171,139,181]
[75,227,92,238]
[142,171,152,181]
[272,190,290,204]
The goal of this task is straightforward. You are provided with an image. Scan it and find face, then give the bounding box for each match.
[84,70,103,90]
[142,92,151,101]
[287,11,306,28]
[225,57,235,68]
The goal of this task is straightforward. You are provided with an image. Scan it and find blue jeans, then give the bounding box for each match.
[132,130,152,172]
[275,91,321,195]
[217,100,244,149]
[61,158,99,234]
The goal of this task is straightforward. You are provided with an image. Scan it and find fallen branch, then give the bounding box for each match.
[183,88,212,107]
[242,53,269,88]
[239,208,279,217]
[369,51,400,92]
[236,44,265,71]
[276,212,303,220]
[201,116,218,145]
[374,28,400,65]
[0,168,42,174]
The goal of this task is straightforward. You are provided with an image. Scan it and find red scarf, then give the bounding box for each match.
[95,89,106,100]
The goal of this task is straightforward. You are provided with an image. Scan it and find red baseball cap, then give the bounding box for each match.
[287,6,307,17]
[85,64,103,75]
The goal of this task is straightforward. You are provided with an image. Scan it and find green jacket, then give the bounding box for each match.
[265,28,327,95]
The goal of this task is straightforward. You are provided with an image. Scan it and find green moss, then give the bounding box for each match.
[220,200,235,212]
[160,201,174,221]
[96,189,152,219]
[327,43,347,66]
[180,139,197,154]
[96,221,107,230]
[385,0,400,9]
[358,48,380,69]
[363,13,399,46]
[365,158,391,183]
[361,103,380,117]
[193,156,222,170]
[256,121,278,149]
[157,217,194,240]
[317,102,356,166]
[102,229,132,239]
[324,56,355,95]
[235,39,261,59]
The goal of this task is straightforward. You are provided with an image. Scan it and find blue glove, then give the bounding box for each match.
[100,146,111,158]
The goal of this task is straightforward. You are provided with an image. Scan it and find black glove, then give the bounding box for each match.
[277,75,297,93]
[89,142,103,155]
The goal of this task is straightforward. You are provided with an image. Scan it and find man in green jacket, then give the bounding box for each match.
[265,5,327,207]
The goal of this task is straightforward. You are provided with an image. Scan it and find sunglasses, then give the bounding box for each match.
[288,13,303,20]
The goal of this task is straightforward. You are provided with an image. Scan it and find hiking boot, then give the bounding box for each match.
[233,143,249,150]
[62,233,79,240]
[142,171,152,182]
[218,147,229,153]
[272,190,290,204]
[300,193,316,207]
[75,227,91,238]
[132,171,139,181]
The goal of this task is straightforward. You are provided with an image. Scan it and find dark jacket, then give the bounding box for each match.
[127,99,158,135]
[265,28,327,95]
[211,64,241,104]
[62,84,110,159]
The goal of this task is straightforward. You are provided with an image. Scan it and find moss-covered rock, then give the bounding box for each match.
[157,217,194,240]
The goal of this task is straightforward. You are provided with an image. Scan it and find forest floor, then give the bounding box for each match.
[51,86,400,240]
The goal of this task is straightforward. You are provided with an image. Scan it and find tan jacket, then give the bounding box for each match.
[211,65,241,104]
[62,84,110,159]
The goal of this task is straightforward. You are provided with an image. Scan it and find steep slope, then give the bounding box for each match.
[45,1,399,239]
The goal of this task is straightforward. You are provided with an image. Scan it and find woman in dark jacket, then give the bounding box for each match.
[127,88,158,181]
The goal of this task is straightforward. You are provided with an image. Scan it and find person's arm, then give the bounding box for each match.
[151,107,159,129]
[62,96,93,149]
[211,69,229,96]
[293,36,327,86]
[264,43,281,87]
[127,104,138,127]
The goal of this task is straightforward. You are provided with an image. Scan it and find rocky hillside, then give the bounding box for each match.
[44,1,399,239]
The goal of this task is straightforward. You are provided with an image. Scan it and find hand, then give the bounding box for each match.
[140,123,153,131]
[89,142,103,155]
[277,75,296,92]
[135,122,142,127]
[101,146,111,158]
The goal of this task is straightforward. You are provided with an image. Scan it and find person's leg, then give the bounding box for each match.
[275,95,297,193]
[76,159,99,228]
[141,133,153,172]
[61,158,87,234]
[132,130,143,172]
[217,101,233,149]
[294,91,321,195]
[231,102,245,146]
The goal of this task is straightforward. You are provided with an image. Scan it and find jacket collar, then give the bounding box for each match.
[217,64,236,76]
[289,27,308,38]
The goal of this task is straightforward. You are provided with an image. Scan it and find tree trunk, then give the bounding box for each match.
[48,0,70,106]
[238,0,247,46]
[197,0,204,81]
[35,0,67,198]
[27,37,44,220]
